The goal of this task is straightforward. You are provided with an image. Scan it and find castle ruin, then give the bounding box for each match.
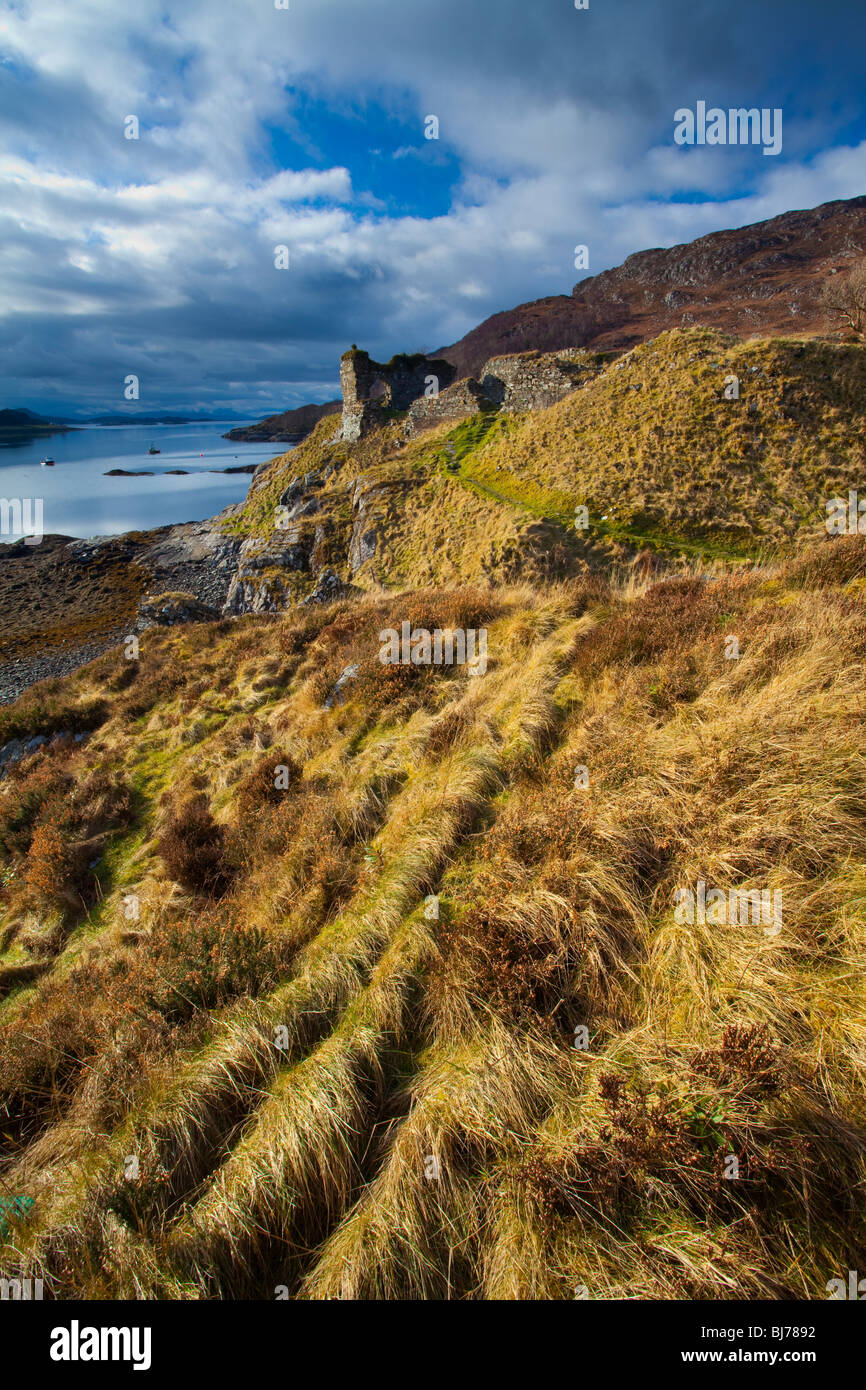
[339,349,457,440]
[338,344,608,441]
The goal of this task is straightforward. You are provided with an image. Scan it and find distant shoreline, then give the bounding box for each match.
[0,414,253,447]
[224,399,341,444]
[0,423,78,447]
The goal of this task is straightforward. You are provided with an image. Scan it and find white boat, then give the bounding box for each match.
[40,457,55,466]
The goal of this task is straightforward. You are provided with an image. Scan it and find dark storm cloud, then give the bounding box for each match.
[1,0,864,416]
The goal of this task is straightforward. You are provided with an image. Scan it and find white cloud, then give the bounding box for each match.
[0,0,863,411]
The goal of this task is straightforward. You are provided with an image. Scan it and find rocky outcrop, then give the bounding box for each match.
[137,592,221,628]
[222,575,283,616]
[222,530,313,615]
[346,473,416,574]
[322,662,360,708]
[137,523,243,612]
[304,569,348,606]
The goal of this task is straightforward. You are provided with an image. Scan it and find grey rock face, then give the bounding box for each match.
[350,527,378,570]
[301,569,343,605]
[278,478,304,507]
[137,523,243,613]
[223,576,283,615]
[137,592,221,628]
[346,474,398,573]
[0,738,26,773]
[323,662,360,709]
[282,496,321,523]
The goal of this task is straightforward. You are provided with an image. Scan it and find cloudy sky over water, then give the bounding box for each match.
[1,0,865,418]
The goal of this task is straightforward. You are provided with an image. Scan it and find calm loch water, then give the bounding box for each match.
[0,423,286,542]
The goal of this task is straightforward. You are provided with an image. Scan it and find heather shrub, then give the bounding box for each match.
[0,689,108,746]
[134,913,286,1021]
[573,576,726,680]
[234,751,302,821]
[0,760,73,855]
[64,766,136,839]
[785,533,866,589]
[0,910,289,1144]
[24,823,93,916]
[431,875,574,1030]
[356,651,431,709]
[157,796,232,896]
[116,654,188,720]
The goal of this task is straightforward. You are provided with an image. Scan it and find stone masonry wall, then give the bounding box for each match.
[339,349,457,439]
[403,347,602,435]
[479,349,597,411]
[404,377,495,434]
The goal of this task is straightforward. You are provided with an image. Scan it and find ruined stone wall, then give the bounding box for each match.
[403,348,602,435]
[340,342,605,441]
[404,378,494,434]
[479,349,596,412]
[339,349,457,439]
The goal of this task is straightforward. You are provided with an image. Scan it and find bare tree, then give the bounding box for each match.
[822,260,866,337]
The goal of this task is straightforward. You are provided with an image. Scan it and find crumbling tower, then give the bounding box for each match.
[339,348,456,439]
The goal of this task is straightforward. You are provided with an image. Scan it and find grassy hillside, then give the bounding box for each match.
[1,534,865,1299]
[469,329,866,555]
[222,329,866,598]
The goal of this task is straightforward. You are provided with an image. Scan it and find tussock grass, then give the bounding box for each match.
[2,543,865,1299]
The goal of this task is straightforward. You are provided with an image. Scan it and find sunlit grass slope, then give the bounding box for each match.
[1,533,865,1299]
[221,328,866,590]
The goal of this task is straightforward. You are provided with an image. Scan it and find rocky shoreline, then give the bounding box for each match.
[0,460,355,703]
[0,521,245,704]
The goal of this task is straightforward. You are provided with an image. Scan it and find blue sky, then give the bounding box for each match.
[1,0,865,418]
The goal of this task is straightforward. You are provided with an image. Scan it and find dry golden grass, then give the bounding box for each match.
[1,546,865,1299]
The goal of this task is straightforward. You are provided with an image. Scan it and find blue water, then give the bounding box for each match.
[0,423,286,542]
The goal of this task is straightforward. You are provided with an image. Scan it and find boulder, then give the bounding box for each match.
[283,496,321,522]
[301,569,344,605]
[137,591,220,629]
[278,478,304,507]
[0,739,26,773]
[323,663,360,709]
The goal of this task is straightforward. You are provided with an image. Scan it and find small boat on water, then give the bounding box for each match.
[40,457,55,466]
[148,444,161,455]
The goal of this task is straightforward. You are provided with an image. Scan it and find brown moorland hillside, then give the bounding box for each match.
[437,195,866,377]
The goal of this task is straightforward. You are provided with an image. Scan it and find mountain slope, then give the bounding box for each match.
[2,325,862,705]
[437,196,866,377]
[3,205,866,1301]
[0,409,76,445]
[224,400,341,444]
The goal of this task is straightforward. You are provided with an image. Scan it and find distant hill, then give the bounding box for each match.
[436,194,866,377]
[87,414,231,425]
[224,399,342,443]
[0,408,77,445]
